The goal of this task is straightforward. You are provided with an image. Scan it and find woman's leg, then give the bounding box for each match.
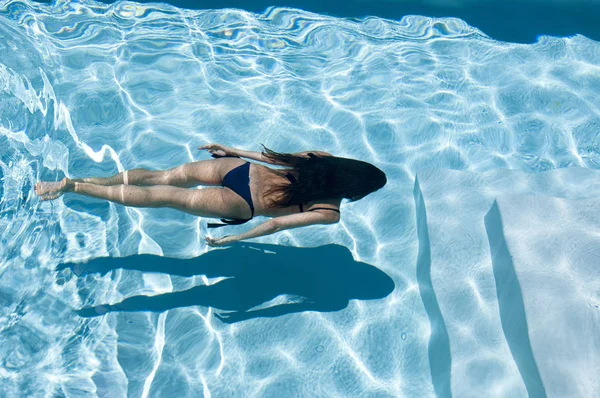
[72,181,182,208]
[34,178,238,217]
[71,168,196,187]
[35,159,228,197]
[34,170,160,196]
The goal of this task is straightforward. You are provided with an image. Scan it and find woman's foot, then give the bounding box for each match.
[34,178,74,201]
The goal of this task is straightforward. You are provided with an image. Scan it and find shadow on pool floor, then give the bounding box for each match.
[59,243,395,323]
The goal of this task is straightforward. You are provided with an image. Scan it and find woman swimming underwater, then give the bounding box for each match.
[34,144,387,246]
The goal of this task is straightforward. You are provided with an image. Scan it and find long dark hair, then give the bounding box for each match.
[261,145,387,209]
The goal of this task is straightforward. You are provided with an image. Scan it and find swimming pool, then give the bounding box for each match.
[0,0,599,396]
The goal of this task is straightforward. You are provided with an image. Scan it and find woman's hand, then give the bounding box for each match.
[199,143,235,158]
[205,235,238,247]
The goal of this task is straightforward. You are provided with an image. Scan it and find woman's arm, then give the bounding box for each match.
[205,211,339,246]
[233,149,332,165]
[199,144,331,166]
[230,148,278,164]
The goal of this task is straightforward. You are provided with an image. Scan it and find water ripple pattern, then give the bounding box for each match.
[0,0,599,396]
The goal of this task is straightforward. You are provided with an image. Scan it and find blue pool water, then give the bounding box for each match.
[1,0,599,396]
[90,0,600,43]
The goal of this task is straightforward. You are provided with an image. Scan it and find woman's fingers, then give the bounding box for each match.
[205,235,235,247]
[205,236,216,246]
[198,144,228,155]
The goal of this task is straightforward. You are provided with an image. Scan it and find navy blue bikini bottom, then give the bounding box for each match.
[208,154,254,229]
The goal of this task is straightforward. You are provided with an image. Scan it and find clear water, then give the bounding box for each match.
[96,0,600,43]
[0,0,599,396]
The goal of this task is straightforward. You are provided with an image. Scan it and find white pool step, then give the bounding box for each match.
[489,195,600,398]
[414,167,600,397]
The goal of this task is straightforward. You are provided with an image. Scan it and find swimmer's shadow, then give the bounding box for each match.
[61,243,395,323]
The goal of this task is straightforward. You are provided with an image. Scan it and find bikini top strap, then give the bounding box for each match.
[285,172,338,214]
[308,207,340,213]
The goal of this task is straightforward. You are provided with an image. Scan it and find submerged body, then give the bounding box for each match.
[34,145,344,246]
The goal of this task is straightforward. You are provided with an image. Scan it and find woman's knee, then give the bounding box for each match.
[128,168,167,186]
[165,166,188,185]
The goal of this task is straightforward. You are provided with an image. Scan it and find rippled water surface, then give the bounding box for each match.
[1,0,599,396]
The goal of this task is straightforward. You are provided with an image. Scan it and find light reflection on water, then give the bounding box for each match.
[0,1,599,396]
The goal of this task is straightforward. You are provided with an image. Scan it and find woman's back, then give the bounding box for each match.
[247,161,342,218]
